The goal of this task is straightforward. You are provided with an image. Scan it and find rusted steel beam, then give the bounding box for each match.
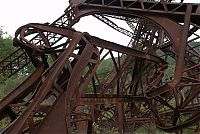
[0,65,45,116]
[0,6,77,79]
[5,33,85,133]
[79,0,200,17]
[80,95,147,104]
[0,0,200,133]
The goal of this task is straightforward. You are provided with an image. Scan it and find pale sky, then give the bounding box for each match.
[0,0,199,39]
[0,0,68,36]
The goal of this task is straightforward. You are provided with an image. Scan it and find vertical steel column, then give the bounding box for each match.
[174,4,192,82]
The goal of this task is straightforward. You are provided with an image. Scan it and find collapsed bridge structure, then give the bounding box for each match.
[0,0,200,133]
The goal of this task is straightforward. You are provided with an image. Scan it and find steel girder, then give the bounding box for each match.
[0,0,200,133]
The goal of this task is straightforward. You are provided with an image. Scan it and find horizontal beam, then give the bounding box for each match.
[80,94,147,104]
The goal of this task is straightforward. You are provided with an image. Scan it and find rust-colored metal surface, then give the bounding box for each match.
[0,0,200,133]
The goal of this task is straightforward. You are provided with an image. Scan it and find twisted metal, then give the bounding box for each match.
[0,0,200,133]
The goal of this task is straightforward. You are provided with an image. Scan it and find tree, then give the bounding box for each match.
[0,27,25,99]
[0,27,16,60]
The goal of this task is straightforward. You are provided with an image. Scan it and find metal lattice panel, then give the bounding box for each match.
[0,0,200,133]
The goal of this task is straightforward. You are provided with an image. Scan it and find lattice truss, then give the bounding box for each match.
[0,0,200,133]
